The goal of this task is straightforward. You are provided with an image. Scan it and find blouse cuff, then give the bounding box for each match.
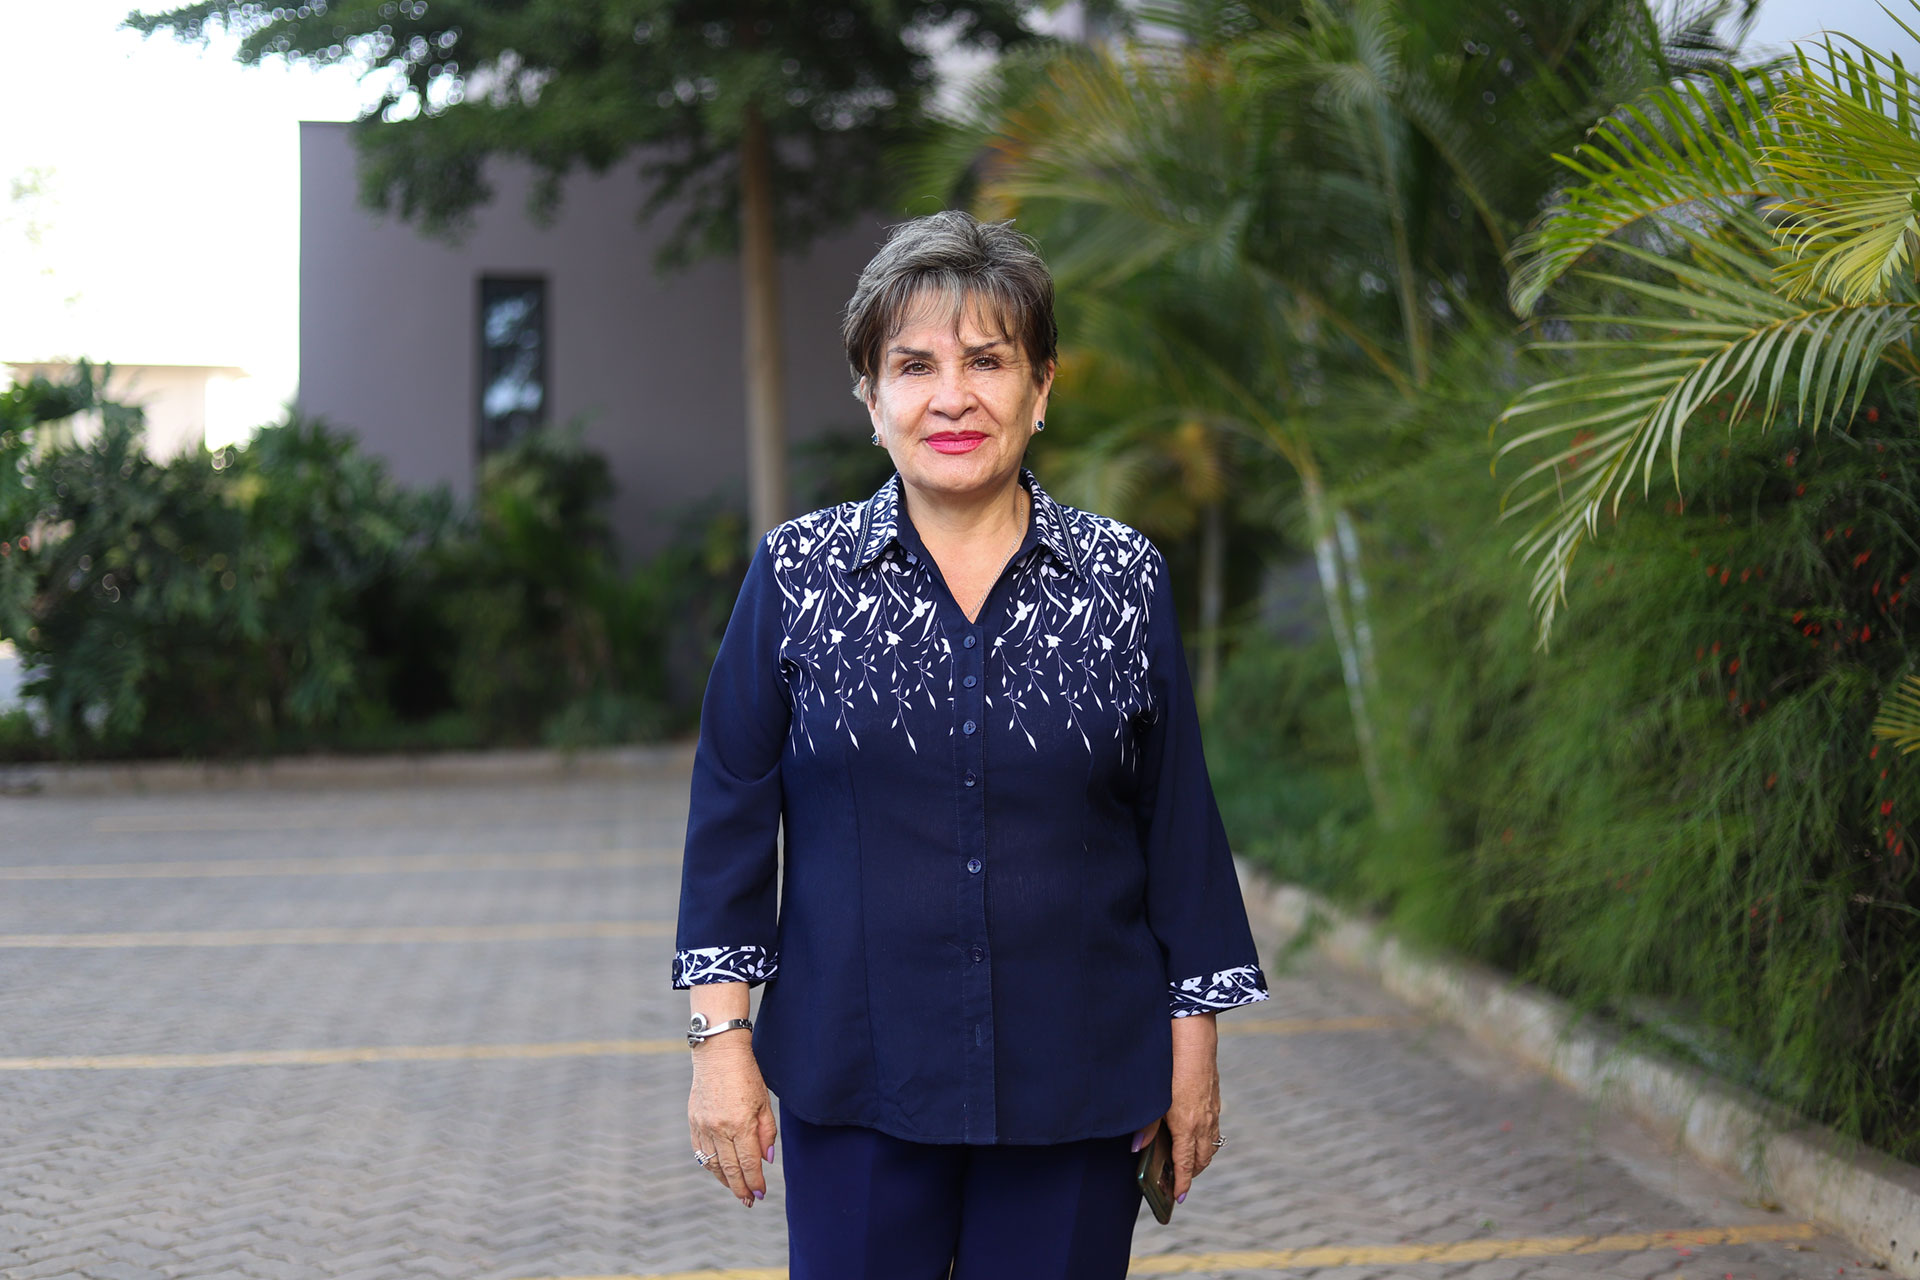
[1169,964,1271,1017]
[672,944,779,989]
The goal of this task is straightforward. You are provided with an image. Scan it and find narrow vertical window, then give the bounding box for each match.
[478,276,547,455]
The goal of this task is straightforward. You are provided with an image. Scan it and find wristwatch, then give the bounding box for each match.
[687,1011,754,1047]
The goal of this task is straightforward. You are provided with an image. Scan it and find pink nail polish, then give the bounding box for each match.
[1176,1192,1187,1204]
[754,1188,765,1200]
[765,1145,775,1162]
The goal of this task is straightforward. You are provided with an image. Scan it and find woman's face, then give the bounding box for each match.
[864,292,1052,506]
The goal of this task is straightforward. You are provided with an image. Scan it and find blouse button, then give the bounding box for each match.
[963,634,978,649]
[962,720,977,735]
[963,772,976,788]
[963,675,977,689]
[966,858,982,874]
[969,946,985,963]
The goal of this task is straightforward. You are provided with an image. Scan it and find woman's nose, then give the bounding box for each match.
[928,367,973,416]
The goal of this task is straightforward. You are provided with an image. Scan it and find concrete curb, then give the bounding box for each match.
[1236,864,1920,1278]
[0,742,696,797]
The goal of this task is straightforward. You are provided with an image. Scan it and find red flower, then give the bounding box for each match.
[1873,745,1881,759]
[1884,800,1896,816]
[1729,658,1741,674]
[1793,611,1805,623]
[1711,641,1722,654]
[1720,568,1731,585]
[1765,773,1778,789]
[1855,551,1873,568]
[1862,626,1873,642]
[1867,407,1881,422]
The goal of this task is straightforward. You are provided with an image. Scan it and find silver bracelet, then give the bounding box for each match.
[687,1012,753,1048]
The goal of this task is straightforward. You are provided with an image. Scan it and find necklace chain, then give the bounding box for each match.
[956,490,1030,622]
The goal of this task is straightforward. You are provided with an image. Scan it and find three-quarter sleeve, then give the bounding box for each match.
[1134,549,1271,1018]
[673,535,789,989]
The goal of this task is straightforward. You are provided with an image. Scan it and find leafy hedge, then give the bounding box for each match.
[1210,346,1920,1156]
[0,364,744,760]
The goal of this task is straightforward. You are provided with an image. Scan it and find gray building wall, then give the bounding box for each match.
[298,121,885,552]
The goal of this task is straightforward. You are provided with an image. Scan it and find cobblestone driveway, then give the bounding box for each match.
[0,765,1868,1278]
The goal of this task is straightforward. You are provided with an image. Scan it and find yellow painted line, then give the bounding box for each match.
[0,1038,690,1071]
[90,806,639,834]
[1221,1016,1420,1036]
[519,1222,1823,1280]
[0,848,670,881]
[0,920,672,948]
[1122,1221,1822,1273]
[0,1014,1411,1072]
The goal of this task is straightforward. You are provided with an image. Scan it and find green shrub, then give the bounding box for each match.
[1213,347,1920,1155]
[0,365,741,759]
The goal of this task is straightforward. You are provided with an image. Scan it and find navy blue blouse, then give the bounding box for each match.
[674,469,1268,1145]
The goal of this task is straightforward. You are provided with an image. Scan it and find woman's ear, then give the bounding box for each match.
[1034,360,1055,426]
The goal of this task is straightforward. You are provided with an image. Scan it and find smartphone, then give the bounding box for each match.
[1134,1123,1176,1224]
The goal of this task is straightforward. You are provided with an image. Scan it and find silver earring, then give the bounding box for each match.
[1035,418,1045,432]
[871,432,880,445]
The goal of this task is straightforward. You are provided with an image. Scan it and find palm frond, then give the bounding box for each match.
[1494,213,1918,644]
[1507,66,1791,317]
[1766,41,1920,304]
[1872,675,1920,755]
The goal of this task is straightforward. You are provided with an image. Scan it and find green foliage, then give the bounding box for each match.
[125,0,1035,260]
[1205,624,1370,893]
[1217,333,1920,1155]
[0,367,741,760]
[1499,25,1920,642]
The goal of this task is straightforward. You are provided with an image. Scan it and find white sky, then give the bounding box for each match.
[0,0,369,439]
[0,0,1914,446]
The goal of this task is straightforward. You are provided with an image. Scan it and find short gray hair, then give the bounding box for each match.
[842,210,1057,396]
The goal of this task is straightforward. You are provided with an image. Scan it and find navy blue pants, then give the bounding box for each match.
[779,1101,1144,1279]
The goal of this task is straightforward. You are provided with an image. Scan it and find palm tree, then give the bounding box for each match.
[918,0,1751,816]
[1497,16,1920,645]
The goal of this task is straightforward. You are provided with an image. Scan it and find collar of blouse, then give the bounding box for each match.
[849,468,1085,581]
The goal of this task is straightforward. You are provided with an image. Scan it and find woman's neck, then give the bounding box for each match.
[900,472,1029,558]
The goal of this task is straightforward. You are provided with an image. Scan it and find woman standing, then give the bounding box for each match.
[674,210,1269,1278]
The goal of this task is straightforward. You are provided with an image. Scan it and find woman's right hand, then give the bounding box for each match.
[688,1033,778,1207]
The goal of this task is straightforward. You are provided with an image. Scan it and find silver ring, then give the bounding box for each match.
[693,1148,716,1168]
[1211,1136,1227,1149]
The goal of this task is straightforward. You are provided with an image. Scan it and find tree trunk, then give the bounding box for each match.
[1196,499,1225,720]
[1333,505,1380,700]
[1301,470,1389,821]
[1369,108,1428,389]
[740,104,787,539]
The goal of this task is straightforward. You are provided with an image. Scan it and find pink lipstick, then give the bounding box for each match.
[926,431,988,455]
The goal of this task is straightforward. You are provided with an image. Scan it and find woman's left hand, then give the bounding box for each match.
[1133,1012,1221,1204]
